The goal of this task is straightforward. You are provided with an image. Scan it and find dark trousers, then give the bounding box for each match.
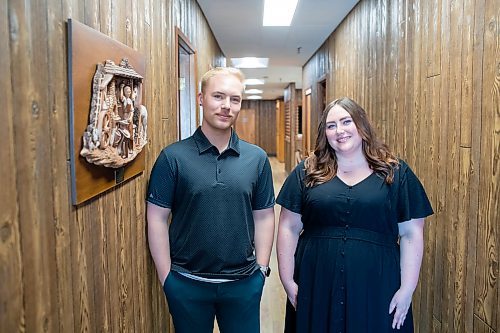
[163,270,265,333]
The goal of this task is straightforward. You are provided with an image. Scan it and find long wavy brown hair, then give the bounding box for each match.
[304,97,399,187]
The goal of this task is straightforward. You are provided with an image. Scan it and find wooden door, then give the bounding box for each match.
[235,108,256,144]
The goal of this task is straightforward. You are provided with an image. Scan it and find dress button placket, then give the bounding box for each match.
[338,186,352,326]
[339,215,347,324]
[339,188,351,325]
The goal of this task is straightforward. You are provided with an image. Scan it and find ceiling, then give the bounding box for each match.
[196,0,359,100]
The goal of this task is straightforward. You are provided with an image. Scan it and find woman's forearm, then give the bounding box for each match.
[399,219,424,292]
[276,209,302,286]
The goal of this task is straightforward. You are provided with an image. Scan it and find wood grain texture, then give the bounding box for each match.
[276,99,285,162]
[48,0,77,331]
[475,0,499,329]
[284,84,299,172]
[2,0,497,332]
[9,0,59,331]
[69,19,146,204]
[0,1,23,332]
[240,100,277,155]
[302,0,498,331]
[235,107,256,144]
[1,0,223,332]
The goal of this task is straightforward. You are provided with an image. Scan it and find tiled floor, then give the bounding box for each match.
[214,157,288,332]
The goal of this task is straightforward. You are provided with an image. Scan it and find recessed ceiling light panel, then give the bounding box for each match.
[231,57,269,68]
[244,79,265,85]
[263,0,299,26]
[245,89,263,94]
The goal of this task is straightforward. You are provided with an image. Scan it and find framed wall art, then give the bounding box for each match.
[67,19,147,205]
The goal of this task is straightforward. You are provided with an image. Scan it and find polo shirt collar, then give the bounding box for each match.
[193,127,240,155]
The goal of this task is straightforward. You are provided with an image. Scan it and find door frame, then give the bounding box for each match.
[175,27,198,140]
[303,87,312,155]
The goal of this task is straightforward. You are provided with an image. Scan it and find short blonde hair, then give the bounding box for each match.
[200,67,245,93]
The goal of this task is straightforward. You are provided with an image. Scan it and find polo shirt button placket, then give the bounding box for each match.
[215,157,222,182]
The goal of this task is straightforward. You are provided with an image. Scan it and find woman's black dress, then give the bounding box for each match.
[276,160,433,333]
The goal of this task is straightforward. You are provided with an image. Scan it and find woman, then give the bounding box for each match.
[276,97,433,332]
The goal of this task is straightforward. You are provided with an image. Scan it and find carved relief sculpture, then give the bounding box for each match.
[80,58,148,168]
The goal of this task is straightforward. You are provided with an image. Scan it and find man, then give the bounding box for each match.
[147,67,275,333]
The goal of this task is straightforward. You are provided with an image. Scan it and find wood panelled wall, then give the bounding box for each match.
[276,99,285,163]
[302,42,329,152]
[241,100,277,155]
[0,0,224,332]
[303,0,499,332]
[284,84,299,172]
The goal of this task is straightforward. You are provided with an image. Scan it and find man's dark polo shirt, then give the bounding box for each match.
[147,127,275,279]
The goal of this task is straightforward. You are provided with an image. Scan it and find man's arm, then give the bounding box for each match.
[147,202,172,283]
[253,207,275,267]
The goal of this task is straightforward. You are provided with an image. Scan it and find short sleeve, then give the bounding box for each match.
[396,161,434,222]
[252,157,276,210]
[146,149,176,208]
[276,162,306,214]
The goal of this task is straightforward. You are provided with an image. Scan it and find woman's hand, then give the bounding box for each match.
[389,288,413,329]
[283,280,298,309]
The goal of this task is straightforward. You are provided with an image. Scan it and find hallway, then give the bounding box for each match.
[2,0,498,332]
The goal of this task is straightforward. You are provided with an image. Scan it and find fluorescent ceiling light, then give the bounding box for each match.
[244,79,265,85]
[245,89,263,94]
[247,95,262,100]
[231,57,269,68]
[263,0,299,26]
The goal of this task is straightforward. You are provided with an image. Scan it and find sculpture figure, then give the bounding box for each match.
[80,58,148,168]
